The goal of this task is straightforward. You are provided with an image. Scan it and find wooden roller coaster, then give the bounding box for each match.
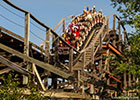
[0,0,137,99]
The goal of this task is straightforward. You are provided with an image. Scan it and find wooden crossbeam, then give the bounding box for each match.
[44,91,92,99]
[0,43,73,79]
[32,64,46,91]
[0,55,31,75]
[0,67,11,75]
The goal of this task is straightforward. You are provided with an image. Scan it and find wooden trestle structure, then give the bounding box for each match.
[0,0,137,99]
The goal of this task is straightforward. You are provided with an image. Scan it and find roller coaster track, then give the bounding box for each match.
[0,0,131,99]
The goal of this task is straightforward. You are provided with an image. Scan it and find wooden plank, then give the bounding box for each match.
[57,81,69,87]
[32,64,46,91]
[108,44,123,57]
[0,55,31,75]
[0,43,73,79]
[44,91,93,99]
[0,68,11,75]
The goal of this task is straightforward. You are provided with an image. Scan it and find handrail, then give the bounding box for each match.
[53,18,65,31]
[3,0,79,53]
[115,15,129,41]
[0,26,45,53]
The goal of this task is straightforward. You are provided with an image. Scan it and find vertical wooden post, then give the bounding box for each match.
[133,75,136,86]
[99,34,103,73]
[118,19,122,51]
[124,71,127,89]
[23,12,30,85]
[81,82,85,94]
[107,19,109,36]
[113,14,116,46]
[128,46,131,87]
[52,77,57,89]
[124,30,127,45]
[24,12,30,56]
[54,38,59,66]
[128,72,132,87]
[44,29,50,63]
[69,48,73,72]
[62,18,65,33]
[113,14,116,30]
[77,70,81,90]
[90,84,94,94]
[44,29,50,90]
[106,49,110,85]
[81,52,85,75]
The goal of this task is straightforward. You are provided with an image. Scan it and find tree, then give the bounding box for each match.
[111,0,140,32]
[110,0,140,97]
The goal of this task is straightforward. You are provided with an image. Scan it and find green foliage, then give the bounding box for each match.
[0,72,46,100]
[111,0,140,97]
[111,0,140,31]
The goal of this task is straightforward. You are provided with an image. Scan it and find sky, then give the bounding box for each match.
[0,0,121,45]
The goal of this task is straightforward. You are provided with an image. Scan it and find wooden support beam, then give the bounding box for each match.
[118,19,122,51]
[128,72,132,87]
[0,27,45,53]
[53,18,65,31]
[124,30,127,45]
[44,29,50,63]
[90,84,94,94]
[43,91,93,99]
[0,68,11,75]
[23,12,30,85]
[62,18,65,33]
[128,46,131,87]
[77,70,81,89]
[112,14,116,46]
[0,43,73,79]
[82,52,85,75]
[51,77,57,89]
[0,55,31,75]
[99,34,103,73]
[133,75,136,86]
[124,71,127,90]
[54,38,59,66]
[24,12,30,56]
[69,48,73,72]
[113,14,116,30]
[32,64,46,91]
[105,49,110,85]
